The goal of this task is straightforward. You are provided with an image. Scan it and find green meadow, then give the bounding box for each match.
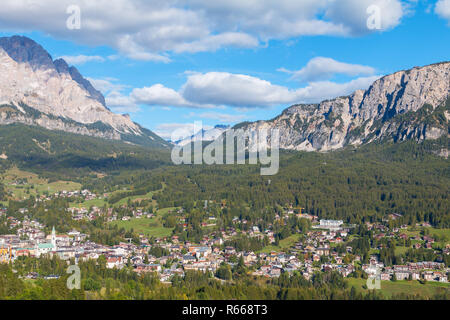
[109,207,178,239]
[259,234,302,254]
[1,167,82,200]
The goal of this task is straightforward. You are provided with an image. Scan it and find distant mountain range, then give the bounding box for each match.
[0,35,448,159]
[0,35,169,149]
[173,125,230,146]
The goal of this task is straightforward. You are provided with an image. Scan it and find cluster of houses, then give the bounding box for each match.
[363,256,448,282]
[68,206,113,221]
[116,208,154,221]
[251,251,356,279]
[365,221,445,252]
[0,218,90,261]
[68,205,156,223]
[0,215,364,283]
[1,200,449,285]
[39,189,100,201]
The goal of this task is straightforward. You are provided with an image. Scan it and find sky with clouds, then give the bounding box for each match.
[0,0,449,139]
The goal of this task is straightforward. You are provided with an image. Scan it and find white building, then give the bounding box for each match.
[314,220,344,230]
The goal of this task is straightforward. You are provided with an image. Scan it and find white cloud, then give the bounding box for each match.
[58,55,105,65]
[96,67,381,111]
[292,75,381,103]
[131,84,195,108]
[88,77,137,113]
[0,0,408,61]
[191,112,247,123]
[171,32,258,53]
[87,77,128,94]
[181,72,300,107]
[325,0,405,35]
[106,90,140,113]
[116,35,172,62]
[187,0,348,39]
[109,70,381,139]
[279,57,376,82]
[181,71,381,107]
[436,0,450,23]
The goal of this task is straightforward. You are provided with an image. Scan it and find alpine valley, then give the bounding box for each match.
[0,35,449,302]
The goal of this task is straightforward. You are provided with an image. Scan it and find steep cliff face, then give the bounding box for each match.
[0,36,168,148]
[0,103,121,140]
[239,62,450,152]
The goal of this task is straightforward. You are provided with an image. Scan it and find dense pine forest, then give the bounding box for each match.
[2,257,448,300]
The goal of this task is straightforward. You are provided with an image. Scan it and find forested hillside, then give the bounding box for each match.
[82,137,449,229]
[0,124,171,180]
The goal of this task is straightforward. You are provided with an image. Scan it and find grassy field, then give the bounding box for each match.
[405,227,449,239]
[70,181,166,210]
[347,278,449,299]
[34,181,81,195]
[156,207,178,215]
[259,234,302,254]
[110,217,173,238]
[1,167,82,200]
[403,227,450,248]
[394,246,410,255]
[68,190,155,209]
[109,207,178,239]
[69,198,107,209]
[427,228,450,243]
[111,190,157,207]
[106,182,166,208]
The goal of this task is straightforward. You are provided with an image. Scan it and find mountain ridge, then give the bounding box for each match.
[235,61,450,152]
[1,36,448,154]
[0,35,169,149]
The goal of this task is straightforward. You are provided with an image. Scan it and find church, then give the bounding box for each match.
[36,226,57,257]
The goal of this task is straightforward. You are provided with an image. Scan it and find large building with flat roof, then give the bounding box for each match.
[312,220,344,230]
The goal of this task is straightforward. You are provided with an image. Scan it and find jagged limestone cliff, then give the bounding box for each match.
[239,62,450,152]
[0,36,168,148]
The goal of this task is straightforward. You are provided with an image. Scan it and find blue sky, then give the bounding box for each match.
[0,0,449,139]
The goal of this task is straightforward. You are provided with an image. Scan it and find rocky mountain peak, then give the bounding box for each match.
[0,36,106,107]
[53,58,70,74]
[0,35,54,71]
[0,35,168,148]
[238,62,450,152]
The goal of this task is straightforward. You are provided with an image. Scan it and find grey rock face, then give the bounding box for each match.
[67,64,107,107]
[53,58,106,107]
[0,110,121,140]
[239,62,450,152]
[0,35,54,71]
